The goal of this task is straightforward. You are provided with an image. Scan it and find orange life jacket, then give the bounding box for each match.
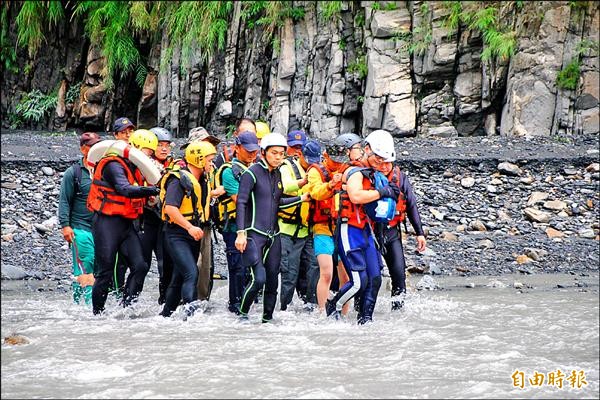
[306,164,334,227]
[87,156,145,219]
[332,161,371,229]
[386,166,407,227]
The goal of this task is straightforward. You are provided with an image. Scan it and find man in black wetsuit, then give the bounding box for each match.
[234,133,309,323]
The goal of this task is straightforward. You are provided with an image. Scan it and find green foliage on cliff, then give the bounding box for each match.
[443,2,517,62]
[321,1,342,22]
[11,88,58,128]
[1,5,18,74]
[556,59,580,90]
[347,54,368,79]
[15,1,64,58]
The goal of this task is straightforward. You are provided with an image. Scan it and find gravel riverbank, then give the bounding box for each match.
[1,130,599,282]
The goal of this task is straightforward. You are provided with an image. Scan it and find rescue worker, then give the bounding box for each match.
[180,126,222,302]
[159,141,216,318]
[278,130,319,311]
[302,139,351,315]
[213,131,260,313]
[235,133,308,323]
[326,131,401,324]
[140,127,174,304]
[58,132,102,305]
[88,129,160,315]
[213,117,256,170]
[109,116,137,296]
[372,131,427,310]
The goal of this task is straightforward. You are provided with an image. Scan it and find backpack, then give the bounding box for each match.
[210,160,246,232]
[363,170,397,223]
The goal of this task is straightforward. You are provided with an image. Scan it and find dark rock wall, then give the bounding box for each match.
[1,1,598,139]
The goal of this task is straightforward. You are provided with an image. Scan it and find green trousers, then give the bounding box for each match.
[71,228,95,305]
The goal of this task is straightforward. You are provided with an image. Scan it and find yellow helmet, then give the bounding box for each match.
[129,129,158,152]
[255,121,271,139]
[185,141,217,168]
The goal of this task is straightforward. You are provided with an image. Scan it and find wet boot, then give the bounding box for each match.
[326,299,341,320]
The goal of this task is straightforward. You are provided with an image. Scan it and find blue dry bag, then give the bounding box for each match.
[364,171,396,222]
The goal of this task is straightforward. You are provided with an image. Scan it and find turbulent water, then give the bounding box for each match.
[1,273,598,399]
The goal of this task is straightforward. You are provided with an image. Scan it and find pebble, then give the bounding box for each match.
[41,167,54,176]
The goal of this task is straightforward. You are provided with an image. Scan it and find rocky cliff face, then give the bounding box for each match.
[1,1,598,139]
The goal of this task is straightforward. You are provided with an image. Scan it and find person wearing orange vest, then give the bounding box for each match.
[88,131,160,315]
[302,139,352,316]
[326,131,401,324]
[374,140,426,310]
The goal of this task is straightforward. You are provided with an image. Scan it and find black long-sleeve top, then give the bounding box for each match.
[398,169,425,236]
[236,159,302,237]
[102,160,157,198]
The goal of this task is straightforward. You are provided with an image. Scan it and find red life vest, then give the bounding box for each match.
[87,156,145,219]
[306,164,334,227]
[386,166,407,227]
[332,161,371,229]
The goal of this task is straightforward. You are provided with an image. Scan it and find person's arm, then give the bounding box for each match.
[280,161,301,194]
[235,169,255,252]
[346,170,380,204]
[401,172,426,251]
[222,167,240,203]
[307,168,339,201]
[58,166,75,243]
[104,161,159,198]
[163,177,203,240]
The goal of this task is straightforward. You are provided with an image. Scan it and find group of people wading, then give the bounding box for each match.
[58,116,426,324]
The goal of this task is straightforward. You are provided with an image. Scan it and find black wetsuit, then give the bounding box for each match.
[381,169,425,299]
[235,158,302,322]
[92,159,157,315]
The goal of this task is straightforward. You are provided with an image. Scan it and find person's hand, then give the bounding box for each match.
[301,192,310,202]
[331,173,342,185]
[416,235,427,253]
[298,177,308,188]
[389,182,401,198]
[62,226,74,243]
[377,185,395,199]
[187,225,204,241]
[235,231,247,252]
[211,185,226,197]
[147,186,160,196]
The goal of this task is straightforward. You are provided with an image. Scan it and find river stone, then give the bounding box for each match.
[477,239,495,249]
[578,228,596,239]
[41,167,54,176]
[416,275,440,290]
[520,176,535,184]
[527,191,549,206]
[34,224,51,234]
[1,264,28,280]
[523,208,551,223]
[497,162,522,176]
[460,177,475,188]
[585,163,599,173]
[429,208,445,221]
[486,280,507,288]
[440,231,458,241]
[513,281,524,289]
[545,227,565,238]
[543,200,567,211]
[469,220,487,232]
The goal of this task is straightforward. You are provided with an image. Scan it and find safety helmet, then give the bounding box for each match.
[260,133,288,151]
[129,129,158,152]
[326,132,363,163]
[364,129,396,162]
[185,141,217,168]
[255,121,271,139]
[150,127,173,143]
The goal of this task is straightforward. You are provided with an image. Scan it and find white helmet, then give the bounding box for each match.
[260,132,288,151]
[364,129,396,162]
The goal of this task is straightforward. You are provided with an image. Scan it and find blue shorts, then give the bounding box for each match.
[314,234,335,257]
